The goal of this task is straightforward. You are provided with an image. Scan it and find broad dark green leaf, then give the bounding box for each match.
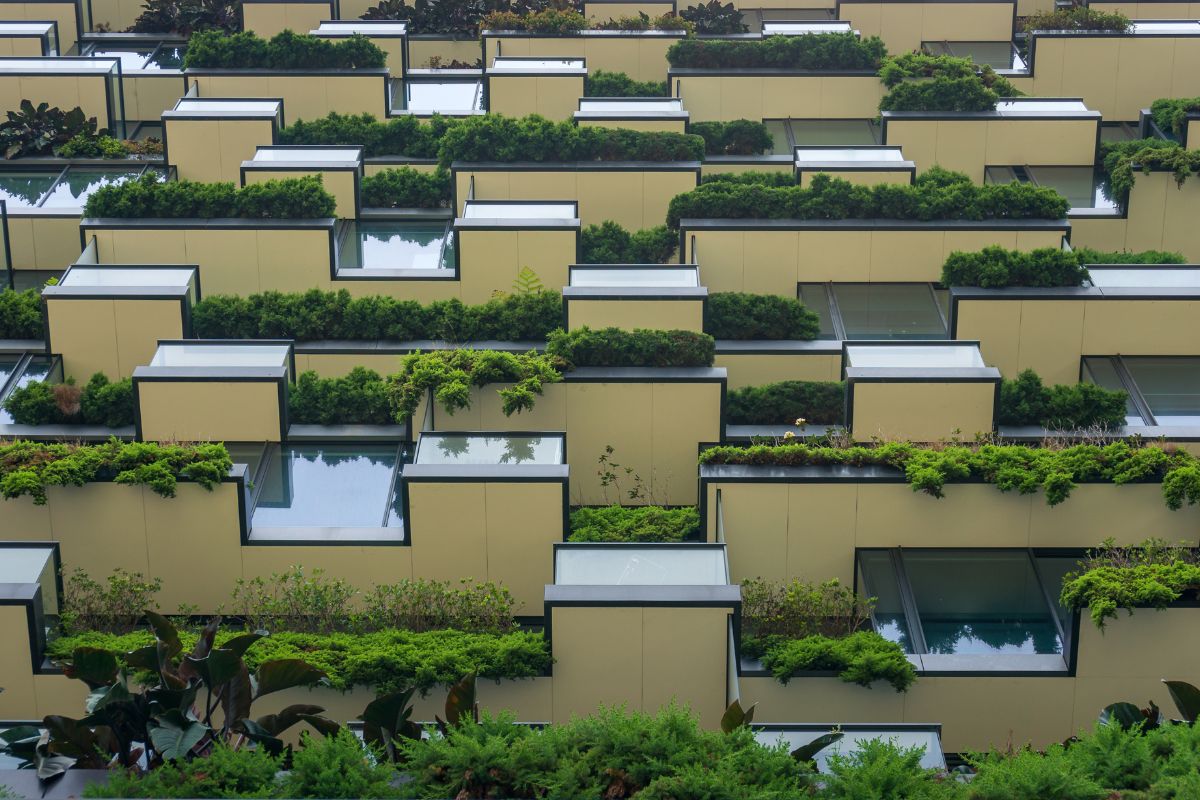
[719,699,755,734]
[792,732,844,765]
[1164,680,1200,723]
[63,648,118,689]
[148,709,207,760]
[253,659,326,698]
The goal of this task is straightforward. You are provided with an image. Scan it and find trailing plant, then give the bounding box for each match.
[546,326,715,367]
[567,504,699,542]
[1101,139,1200,206]
[679,0,747,34]
[584,69,669,97]
[1150,96,1200,138]
[666,32,886,70]
[288,368,393,425]
[704,292,820,339]
[193,288,563,342]
[182,29,386,69]
[667,168,1070,228]
[83,173,336,219]
[726,380,845,426]
[1022,5,1131,32]
[3,372,135,427]
[385,348,563,419]
[361,166,451,208]
[0,288,44,339]
[481,8,587,31]
[878,52,1020,95]
[580,221,676,262]
[998,370,1127,430]
[0,438,232,504]
[1060,538,1200,627]
[129,0,240,34]
[698,440,1200,509]
[279,112,450,158]
[60,567,162,635]
[49,627,551,693]
[690,119,774,156]
[0,101,100,159]
[754,630,917,691]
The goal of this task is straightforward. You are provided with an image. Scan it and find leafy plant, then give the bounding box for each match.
[822,738,959,798]
[482,7,587,32]
[231,566,358,634]
[1150,96,1200,138]
[288,368,393,425]
[83,174,335,219]
[60,568,162,635]
[0,101,97,160]
[0,288,43,339]
[705,292,820,339]
[279,730,400,799]
[1060,539,1200,627]
[998,370,1128,429]
[679,0,746,34]
[580,221,676,263]
[726,380,845,425]
[79,743,284,797]
[1022,5,1131,32]
[361,167,451,208]
[57,133,133,159]
[584,70,669,97]
[129,0,240,34]
[183,29,387,69]
[878,52,1021,100]
[3,373,132,427]
[967,745,1106,800]
[742,577,873,641]
[279,112,449,158]
[1072,247,1185,265]
[755,631,917,691]
[359,579,518,634]
[1101,139,1200,206]
[385,348,563,418]
[667,32,886,70]
[546,326,714,367]
[568,504,699,542]
[690,120,774,156]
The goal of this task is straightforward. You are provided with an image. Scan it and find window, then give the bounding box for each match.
[797,283,949,340]
[1083,356,1200,426]
[764,119,880,150]
[985,166,1117,212]
[922,41,1024,71]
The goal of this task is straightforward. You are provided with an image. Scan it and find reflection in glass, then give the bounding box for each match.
[555,546,727,585]
[857,550,914,653]
[833,284,947,340]
[339,221,453,269]
[797,284,837,339]
[764,120,791,155]
[789,119,878,146]
[1122,357,1200,424]
[254,444,405,528]
[415,434,563,465]
[1081,357,1141,425]
[0,357,53,424]
[0,172,59,207]
[39,169,143,208]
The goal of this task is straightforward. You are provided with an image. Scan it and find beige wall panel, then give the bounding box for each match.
[124,75,186,122]
[183,228,262,295]
[689,230,743,292]
[850,381,995,441]
[0,495,52,539]
[406,37,481,69]
[551,606,643,722]
[741,230,799,295]
[985,119,1096,168]
[5,217,35,270]
[239,545,414,597]
[458,229,518,304]
[17,75,104,122]
[567,298,702,332]
[905,677,1075,752]
[798,230,872,283]
[486,76,536,118]
[1082,300,1200,356]
[113,298,184,376]
[46,483,149,578]
[218,119,279,180]
[0,2,79,51]
[786,482,858,584]
[536,75,584,120]
[138,380,283,442]
[875,3,924,53]
[1028,484,1198,549]
[676,75,883,122]
[1015,300,1084,385]
[90,0,143,32]
[650,382,719,505]
[1068,216,1128,254]
[273,74,387,121]
[48,298,120,380]
[715,352,841,390]
[1154,172,1200,261]
[0,607,36,719]
[580,170,648,229]
[164,120,225,183]
[716,483,790,580]
[740,675,907,725]
[518,229,574,297]
[298,352,403,378]
[483,481,563,614]
[944,228,1020,257]
[144,483,244,612]
[718,74,764,122]
[954,300,1024,380]
[924,2,1013,43]
[856,483,1030,552]
[642,607,729,728]
[256,228,333,294]
[243,2,330,38]
[440,382,567,432]
[408,482,489,584]
[643,171,696,233]
[26,215,86,270]
[818,76,886,119]
[867,230,948,282]
[566,381,653,505]
[33,674,90,719]
[798,169,911,188]
[578,118,684,133]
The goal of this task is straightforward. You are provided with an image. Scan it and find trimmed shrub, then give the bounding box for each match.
[546,326,715,367]
[666,32,886,70]
[878,52,1021,95]
[704,292,820,339]
[1151,96,1200,138]
[690,120,774,155]
[182,29,387,69]
[593,12,693,32]
[998,369,1128,429]
[288,367,393,425]
[1022,5,1131,32]
[83,173,335,219]
[83,744,285,798]
[360,166,451,208]
[0,288,43,339]
[193,289,562,342]
[754,631,917,691]
[279,112,451,158]
[580,221,676,263]
[668,168,1069,228]
[879,75,999,112]
[481,8,586,31]
[568,505,699,542]
[584,70,669,97]
[726,380,845,425]
[3,372,134,427]
[941,246,1090,288]
[823,739,959,799]
[701,170,796,187]
[1072,247,1185,264]
[129,0,239,35]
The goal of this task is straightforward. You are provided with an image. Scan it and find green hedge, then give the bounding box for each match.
[3,373,134,427]
[667,168,1069,228]
[877,53,1021,113]
[1151,96,1200,138]
[1062,560,1200,628]
[1022,5,1131,32]
[546,326,714,367]
[942,245,1186,287]
[0,288,43,339]
[568,505,699,542]
[1101,139,1200,205]
[580,221,676,263]
[360,167,451,208]
[698,441,1200,509]
[584,70,669,97]
[47,627,550,693]
[183,29,387,69]
[704,292,820,339]
[288,368,392,425]
[279,112,451,159]
[998,370,1128,430]
[387,349,563,419]
[749,631,917,691]
[701,172,796,187]
[726,380,845,426]
[690,120,774,156]
[83,174,335,219]
[192,289,563,342]
[0,438,232,505]
[1073,247,1185,264]
[666,32,886,69]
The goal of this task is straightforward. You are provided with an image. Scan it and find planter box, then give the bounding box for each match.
[680,218,1070,294]
[485,57,586,120]
[0,21,57,56]
[453,160,700,230]
[88,0,142,32]
[0,57,123,134]
[582,0,676,24]
[43,264,199,381]
[667,69,884,123]
[881,99,1101,183]
[483,29,683,83]
[715,340,842,390]
[242,0,334,38]
[455,200,581,302]
[574,97,688,133]
[564,286,706,332]
[405,34,482,70]
[312,20,408,76]
[79,217,336,296]
[162,97,283,184]
[794,145,915,187]
[1088,0,1200,18]
[1070,170,1200,261]
[0,0,84,53]
[835,0,1016,53]
[184,67,391,122]
[7,208,88,270]
[240,145,364,219]
[364,156,439,177]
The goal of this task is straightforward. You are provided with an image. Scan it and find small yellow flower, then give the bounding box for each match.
[783,431,795,439]
[794,418,807,427]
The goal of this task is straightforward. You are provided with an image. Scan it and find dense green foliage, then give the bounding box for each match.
[3,372,134,427]
[877,54,1022,113]
[580,221,677,263]
[822,739,960,799]
[754,631,917,691]
[360,167,451,208]
[699,440,1200,509]
[546,326,715,367]
[680,0,747,34]
[567,504,699,542]
[704,292,820,339]
[0,288,43,339]
[1022,5,1131,32]
[279,113,451,159]
[1072,247,1186,265]
[1060,539,1200,628]
[726,380,845,425]
[288,368,392,425]
[998,370,1128,430]
[0,100,108,160]
[667,168,1069,227]
[83,174,335,219]
[192,289,563,342]
[85,743,288,798]
[941,245,1186,287]
[701,171,797,187]
[481,7,587,31]
[1151,96,1200,137]
[690,120,774,156]
[49,627,550,693]
[386,348,563,418]
[584,70,669,97]
[129,0,239,34]
[1100,138,1193,205]
[666,32,886,69]
[182,29,387,69]
[0,438,232,504]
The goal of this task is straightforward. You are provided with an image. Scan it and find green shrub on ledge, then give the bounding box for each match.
[877,53,1021,113]
[580,221,676,263]
[666,168,1069,227]
[699,440,1200,509]
[1060,539,1200,628]
[942,245,1186,287]
[1072,247,1185,265]
[360,166,451,208]
[1021,5,1131,32]
[288,367,393,425]
[1151,96,1200,138]
[753,631,917,691]
[726,380,845,425]
[666,32,886,69]
[568,505,700,542]
[83,173,336,219]
[584,70,669,97]
[481,7,587,32]
[183,29,387,70]
[0,438,232,504]
[386,349,563,419]
[279,112,450,158]
[998,370,1127,430]
[704,292,820,339]
[690,120,774,156]
[547,326,715,367]
[3,372,135,427]
[1101,139,1200,206]
[0,288,44,339]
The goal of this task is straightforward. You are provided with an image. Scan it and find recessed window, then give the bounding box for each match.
[765,119,880,151]
[1083,356,1200,426]
[922,41,1024,71]
[798,283,949,340]
[337,220,455,270]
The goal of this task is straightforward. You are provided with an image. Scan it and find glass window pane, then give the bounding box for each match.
[764,120,791,155]
[789,120,878,146]
[902,551,1062,655]
[1035,554,1083,622]
[755,728,944,772]
[0,172,58,207]
[833,284,947,340]
[404,81,483,113]
[857,550,914,653]
[1123,357,1200,424]
[253,444,404,528]
[555,546,727,585]
[0,356,53,424]
[1025,167,1116,211]
[1082,357,1141,425]
[39,168,143,208]
[797,284,836,339]
[340,221,452,269]
[415,434,563,465]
